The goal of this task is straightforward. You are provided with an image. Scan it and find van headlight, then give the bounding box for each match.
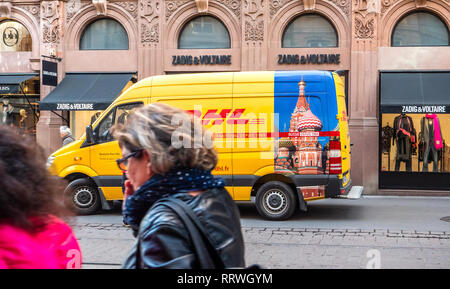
[46,155,56,168]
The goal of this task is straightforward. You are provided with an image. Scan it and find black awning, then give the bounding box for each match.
[39,72,134,111]
[0,73,38,94]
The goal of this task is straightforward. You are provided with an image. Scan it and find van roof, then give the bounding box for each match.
[115,70,334,103]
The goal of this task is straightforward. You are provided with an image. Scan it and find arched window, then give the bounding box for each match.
[0,20,32,52]
[392,12,449,47]
[178,16,230,49]
[80,18,129,50]
[282,14,338,48]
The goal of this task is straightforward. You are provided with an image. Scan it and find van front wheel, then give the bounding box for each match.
[66,178,101,215]
[255,181,297,220]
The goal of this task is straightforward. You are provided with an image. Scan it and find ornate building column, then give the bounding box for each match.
[36,0,65,156]
[138,0,162,77]
[242,0,267,70]
[349,0,380,193]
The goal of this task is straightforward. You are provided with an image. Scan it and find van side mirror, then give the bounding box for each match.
[86,125,95,144]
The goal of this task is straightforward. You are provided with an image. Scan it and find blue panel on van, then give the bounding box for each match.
[274,71,339,149]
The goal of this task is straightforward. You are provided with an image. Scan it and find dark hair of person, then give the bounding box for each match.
[0,126,72,232]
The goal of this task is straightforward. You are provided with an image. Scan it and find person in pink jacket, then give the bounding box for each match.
[0,126,82,269]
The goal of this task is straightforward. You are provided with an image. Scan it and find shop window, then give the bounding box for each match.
[379,72,450,190]
[0,20,32,52]
[80,18,129,50]
[392,12,449,47]
[0,77,40,138]
[282,14,338,48]
[178,16,231,49]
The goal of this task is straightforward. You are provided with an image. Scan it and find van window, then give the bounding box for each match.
[96,110,114,143]
[94,102,143,144]
[115,103,142,125]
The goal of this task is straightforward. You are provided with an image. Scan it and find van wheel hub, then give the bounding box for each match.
[74,187,95,208]
[265,190,286,212]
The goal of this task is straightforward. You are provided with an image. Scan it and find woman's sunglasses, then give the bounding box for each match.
[116,149,143,171]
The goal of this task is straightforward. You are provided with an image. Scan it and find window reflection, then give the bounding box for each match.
[392,12,449,47]
[178,16,231,49]
[282,14,338,48]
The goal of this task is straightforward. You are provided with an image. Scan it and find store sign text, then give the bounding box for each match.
[0,85,18,93]
[277,54,341,65]
[56,103,94,110]
[172,55,232,65]
[402,105,446,113]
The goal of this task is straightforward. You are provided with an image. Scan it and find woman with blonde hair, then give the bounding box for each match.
[113,103,245,269]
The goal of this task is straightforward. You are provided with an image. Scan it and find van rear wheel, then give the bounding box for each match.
[255,181,297,220]
[65,178,101,215]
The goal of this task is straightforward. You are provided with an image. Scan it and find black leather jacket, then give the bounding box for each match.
[122,187,245,269]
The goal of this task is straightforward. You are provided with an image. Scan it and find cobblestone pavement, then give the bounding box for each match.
[73,223,450,269]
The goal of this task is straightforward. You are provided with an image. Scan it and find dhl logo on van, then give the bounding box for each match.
[186,109,265,126]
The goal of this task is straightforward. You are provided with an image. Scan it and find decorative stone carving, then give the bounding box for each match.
[269,0,293,18]
[244,0,264,42]
[381,0,391,14]
[245,20,263,41]
[303,0,315,11]
[195,0,209,13]
[92,0,107,15]
[41,1,61,44]
[16,5,41,24]
[66,1,90,24]
[415,0,427,8]
[141,23,159,43]
[245,0,264,21]
[41,1,60,25]
[43,24,60,43]
[0,2,12,18]
[115,1,139,19]
[165,0,190,22]
[216,0,241,20]
[358,0,368,11]
[329,0,351,17]
[141,0,160,44]
[141,0,160,24]
[355,16,374,39]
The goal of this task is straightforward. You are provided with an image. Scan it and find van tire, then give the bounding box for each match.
[65,178,101,215]
[255,181,297,220]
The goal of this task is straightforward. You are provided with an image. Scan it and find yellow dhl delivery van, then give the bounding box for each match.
[47,71,351,220]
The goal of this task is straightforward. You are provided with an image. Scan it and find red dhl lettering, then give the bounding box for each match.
[186,109,252,125]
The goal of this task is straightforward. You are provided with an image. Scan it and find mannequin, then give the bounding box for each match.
[382,123,394,153]
[382,123,394,171]
[1,99,14,125]
[18,109,34,135]
[393,113,415,172]
[421,114,443,172]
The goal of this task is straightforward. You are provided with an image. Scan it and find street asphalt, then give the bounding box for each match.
[73,196,450,269]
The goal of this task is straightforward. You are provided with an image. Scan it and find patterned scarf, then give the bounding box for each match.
[426,114,443,150]
[122,167,225,231]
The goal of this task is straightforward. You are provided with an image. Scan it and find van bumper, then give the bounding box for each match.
[324,175,352,198]
[341,178,352,195]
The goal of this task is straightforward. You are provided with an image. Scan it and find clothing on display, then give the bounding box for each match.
[382,124,394,154]
[0,103,14,125]
[420,114,444,172]
[393,113,416,172]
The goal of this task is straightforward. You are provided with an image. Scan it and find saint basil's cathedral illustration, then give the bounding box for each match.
[275,79,328,198]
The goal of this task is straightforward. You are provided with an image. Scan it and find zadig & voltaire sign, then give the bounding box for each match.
[277,54,341,65]
[172,55,232,65]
